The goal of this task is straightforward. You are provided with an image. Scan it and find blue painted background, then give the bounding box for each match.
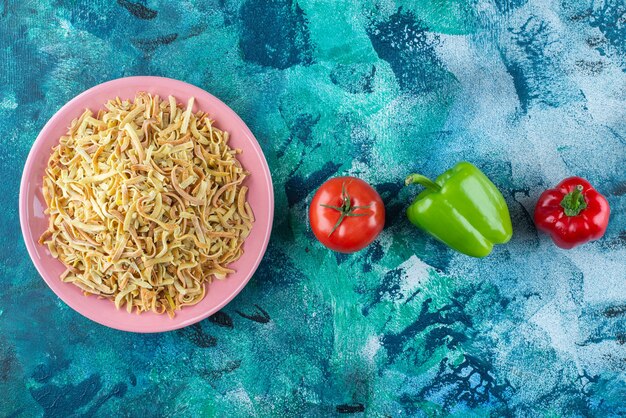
[2,0,626,416]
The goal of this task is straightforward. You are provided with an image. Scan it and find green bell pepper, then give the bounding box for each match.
[405,162,513,258]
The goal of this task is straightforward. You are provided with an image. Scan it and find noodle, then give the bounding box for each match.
[39,92,254,317]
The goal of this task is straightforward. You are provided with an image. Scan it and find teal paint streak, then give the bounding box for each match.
[240,0,314,69]
[2,0,626,416]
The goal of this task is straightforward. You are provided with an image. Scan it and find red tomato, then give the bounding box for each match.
[309,177,385,253]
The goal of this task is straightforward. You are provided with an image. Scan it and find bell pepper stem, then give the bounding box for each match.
[560,185,587,217]
[405,174,442,193]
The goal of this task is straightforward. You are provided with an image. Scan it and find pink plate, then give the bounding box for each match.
[19,76,274,333]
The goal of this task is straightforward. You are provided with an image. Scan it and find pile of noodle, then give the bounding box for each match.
[39,93,254,317]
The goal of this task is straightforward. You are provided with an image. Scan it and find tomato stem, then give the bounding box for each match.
[320,181,371,237]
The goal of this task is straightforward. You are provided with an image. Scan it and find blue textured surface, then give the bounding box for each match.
[2,0,626,416]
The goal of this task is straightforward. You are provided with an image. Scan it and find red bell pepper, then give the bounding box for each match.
[534,176,610,249]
